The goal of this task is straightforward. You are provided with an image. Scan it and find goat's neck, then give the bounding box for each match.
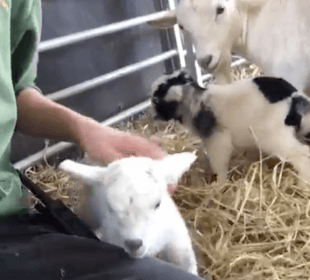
[182,88,208,123]
[233,1,267,58]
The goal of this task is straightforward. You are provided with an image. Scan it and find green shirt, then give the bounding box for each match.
[0,0,41,216]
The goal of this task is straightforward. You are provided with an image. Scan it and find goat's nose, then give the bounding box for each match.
[198,55,213,70]
[124,239,143,252]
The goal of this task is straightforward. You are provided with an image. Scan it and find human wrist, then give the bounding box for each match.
[70,115,99,151]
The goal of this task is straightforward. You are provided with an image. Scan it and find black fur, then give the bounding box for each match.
[192,104,217,138]
[152,70,195,122]
[153,71,192,100]
[153,101,180,122]
[253,77,297,103]
[285,96,309,130]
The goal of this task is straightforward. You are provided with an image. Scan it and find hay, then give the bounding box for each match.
[232,63,262,81]
[116,115,310,280]
[25,63,310,279]
[25,165,84,212]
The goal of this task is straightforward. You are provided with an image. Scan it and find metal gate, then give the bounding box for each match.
[12,0,246,171]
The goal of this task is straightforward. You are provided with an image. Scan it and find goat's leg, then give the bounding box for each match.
[286,147,310,185]
[204,129,234,185]
[260,129,310,184]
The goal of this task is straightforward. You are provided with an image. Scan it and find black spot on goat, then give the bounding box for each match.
[253,77,297,103]
[192,104,217,138]
[285,96,309,130]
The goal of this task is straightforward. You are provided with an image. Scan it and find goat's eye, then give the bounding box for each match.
[154,202,161,210]
[178,24,184,30]
[216,5,225,15]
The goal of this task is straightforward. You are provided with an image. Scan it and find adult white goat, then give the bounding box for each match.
[150,69,310,185]
[59,153,198,275]
[149,0,310,92]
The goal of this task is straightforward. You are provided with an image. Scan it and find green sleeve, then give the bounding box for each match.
[11,0,42,96]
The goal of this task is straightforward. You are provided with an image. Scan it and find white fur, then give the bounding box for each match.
[149,0,310,92]
[151,72,310,185]
[59,153,198,275]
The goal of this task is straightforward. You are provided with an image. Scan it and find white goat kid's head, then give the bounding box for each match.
[150,0,242,72]
[59,153,196,258]
[149,0,264,82]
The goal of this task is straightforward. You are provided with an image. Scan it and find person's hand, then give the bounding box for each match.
[76,118,180,195]
[77,119,166,163]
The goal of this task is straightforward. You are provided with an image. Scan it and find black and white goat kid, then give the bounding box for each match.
[150,70,310,185]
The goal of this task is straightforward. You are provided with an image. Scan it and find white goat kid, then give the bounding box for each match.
[59,153,198,275]
[149,0,310,92]
[150,70,310,185]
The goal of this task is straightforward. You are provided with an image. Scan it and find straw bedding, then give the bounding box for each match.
[24,64,310,280]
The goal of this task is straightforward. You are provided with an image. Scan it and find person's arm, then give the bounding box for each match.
[15,87,166,163]
[16,87,179,195]
[11,0,165,163]
[16,87,90,145]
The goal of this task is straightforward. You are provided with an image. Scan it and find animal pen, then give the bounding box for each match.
[13,1,310,279]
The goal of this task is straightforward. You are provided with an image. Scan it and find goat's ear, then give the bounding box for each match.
[157,152,197,185]
[59,160,107,183]
[147,10,177,29]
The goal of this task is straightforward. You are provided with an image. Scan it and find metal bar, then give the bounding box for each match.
[39,10,176,52]
[46,50,179,101]
[168,0,186,68]
[231,58,247,67]
[154,0,176,74]
[182,31,198,82]
[13,100,152,171]
[194,53,204,87]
